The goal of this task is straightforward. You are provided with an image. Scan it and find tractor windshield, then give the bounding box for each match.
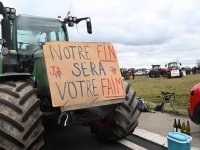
[169,62,178,67]
[152,65,160,70]
[168,62,178,69]
[15,15,67,73]
[16,15,66,54]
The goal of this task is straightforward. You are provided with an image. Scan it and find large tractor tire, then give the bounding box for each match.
[89,81,141,141]
[167,72,171,78]
[157,73,160,78]
[179,71,183,77]
[152,72,155,78]
[0,80,44,150]
[149,71,152,78]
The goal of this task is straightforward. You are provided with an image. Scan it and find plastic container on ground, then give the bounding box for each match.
[167,132,192,150]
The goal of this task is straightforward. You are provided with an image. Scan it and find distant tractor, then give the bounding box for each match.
[196,59,200,73]
[165,62,183,78]
[196,59,200,68]
[149,65,161,78]
[120,68,131,80]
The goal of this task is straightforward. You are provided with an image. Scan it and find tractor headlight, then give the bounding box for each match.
[72,17,77,22]
[68,16,72,21]
[5,7,10,13]
[0,39,3,45]
[1,47,9,56]
[9,14,16,20]
[11,8,16,13]
[68,21,74,27]
[4,7,16,21]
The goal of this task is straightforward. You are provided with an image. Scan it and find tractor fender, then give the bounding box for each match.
[0,73,32,81]
[189,102,200,125]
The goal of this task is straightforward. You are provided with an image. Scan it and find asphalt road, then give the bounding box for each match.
[126,135,167,150]
[42,123,167,150]
[42,124,130,150]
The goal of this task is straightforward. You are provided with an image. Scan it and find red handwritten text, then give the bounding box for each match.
[50,66,62,76]
[101,77,124,98]
[97,44,117,62]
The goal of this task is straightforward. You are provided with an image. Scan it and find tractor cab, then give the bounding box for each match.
[152,65,160,71]
[167,62,181,71]
[149,65,161,78]
[165,62,183,78]
[15,15,69,73]
[0,5,92,74]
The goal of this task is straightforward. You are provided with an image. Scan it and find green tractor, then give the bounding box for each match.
[0,2,141,149]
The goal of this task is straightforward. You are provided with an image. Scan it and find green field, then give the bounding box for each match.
[126,74,200,116]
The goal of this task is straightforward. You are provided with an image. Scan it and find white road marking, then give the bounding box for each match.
[117,139,147,150]
[133,128,200,150]
[133,128,168,147]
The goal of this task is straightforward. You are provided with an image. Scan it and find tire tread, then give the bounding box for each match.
[89,80,140,141]
[0,81,44,149]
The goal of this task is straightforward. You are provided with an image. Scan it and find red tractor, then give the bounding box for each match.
[149,65,161,78]
[188,83,200,125]
[120,68,132,80]
[165,62,183,78]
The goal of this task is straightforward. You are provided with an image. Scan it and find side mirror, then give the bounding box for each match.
[68,21,74,27]
[74,17,92,34]
[86,21,92,34]
[180,63,182,66]
[165,64,167,67]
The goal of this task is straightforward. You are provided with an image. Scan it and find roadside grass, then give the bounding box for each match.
[126,74,200,116]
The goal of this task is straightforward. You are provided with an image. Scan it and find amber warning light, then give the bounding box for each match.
[58,16,61,18]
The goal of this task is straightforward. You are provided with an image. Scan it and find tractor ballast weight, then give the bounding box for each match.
[0,2,141,149]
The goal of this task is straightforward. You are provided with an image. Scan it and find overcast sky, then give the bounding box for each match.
[3,0,200,69]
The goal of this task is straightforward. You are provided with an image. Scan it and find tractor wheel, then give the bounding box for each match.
[149,72,153,78]
[89,81,141,141]
[180,71,183,77]
[153,72,156,78]
[167,72,171,78]
[0,80,44,150]
[157,73,160,78]
[155,72,158,78]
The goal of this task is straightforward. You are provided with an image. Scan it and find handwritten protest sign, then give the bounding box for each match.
[171,70,180,77]
[43,42,125,107]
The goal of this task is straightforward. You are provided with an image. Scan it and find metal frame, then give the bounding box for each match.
[161,91,175,113]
